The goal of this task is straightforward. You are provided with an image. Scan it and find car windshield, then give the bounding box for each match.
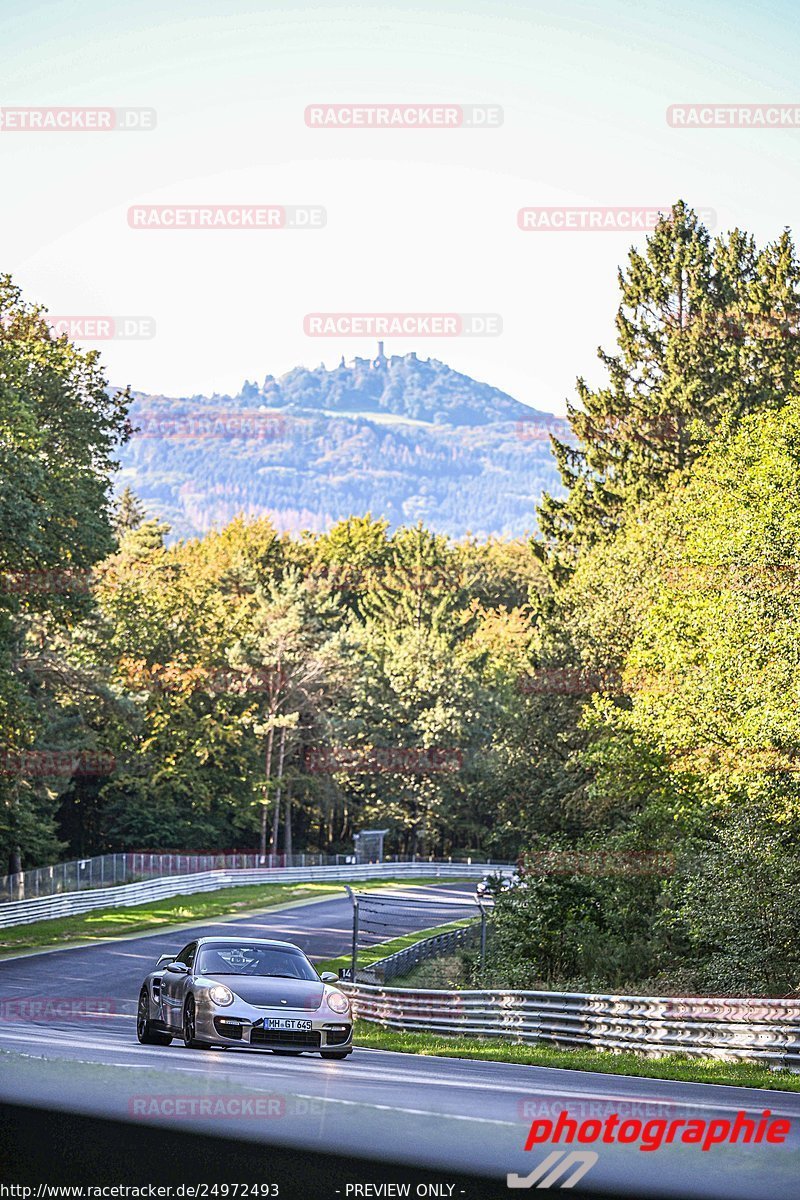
[196,943,320,980]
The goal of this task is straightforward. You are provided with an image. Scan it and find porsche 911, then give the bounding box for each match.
[136,936,353,1059]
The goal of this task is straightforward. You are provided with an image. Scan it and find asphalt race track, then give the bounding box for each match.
[0,882,799,1198]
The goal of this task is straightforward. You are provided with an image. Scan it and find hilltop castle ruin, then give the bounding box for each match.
[338,342,424,371]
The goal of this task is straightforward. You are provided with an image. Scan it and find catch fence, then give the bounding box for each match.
[0,862,511,928]
[0,850,493,902]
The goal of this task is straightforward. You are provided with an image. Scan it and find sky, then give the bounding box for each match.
[2,0,800,416]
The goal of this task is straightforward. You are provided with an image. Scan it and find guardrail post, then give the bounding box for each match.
[344,885,359,981]
[477,899,488,969]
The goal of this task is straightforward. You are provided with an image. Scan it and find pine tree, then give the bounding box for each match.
[117,518,170,559]
[536,201,800,577]
[114,487,146,534]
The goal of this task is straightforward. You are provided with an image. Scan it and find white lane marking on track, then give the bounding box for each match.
[0,1047,515,1127]
[285,1092,515,1125]
[3,1028,800,1121]
[3,1059,516,1128]
[8,1034,799,1139]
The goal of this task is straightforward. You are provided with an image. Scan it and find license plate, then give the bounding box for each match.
[265,1018,312,1031]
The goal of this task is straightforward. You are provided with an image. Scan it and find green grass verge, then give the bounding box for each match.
[317,917,477,976]
[0,877,472,958]
[353,1022,800,1091]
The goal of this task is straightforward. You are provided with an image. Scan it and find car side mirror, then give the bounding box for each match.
[320,971,339,983]
[166,961,189,974]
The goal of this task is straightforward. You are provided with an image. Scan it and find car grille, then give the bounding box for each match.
[250,1026,321,1049]
[213,1017,244,1040]
[325,1028,351,1045]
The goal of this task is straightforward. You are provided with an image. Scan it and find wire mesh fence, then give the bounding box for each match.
[0,863,508,928]
[0,851,350,901]
[0,852,500,902]
[343,886,486,981]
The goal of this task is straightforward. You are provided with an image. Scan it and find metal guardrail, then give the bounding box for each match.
[0,850,490,901]
[342,982,800,1068]
[0,862,508,929]
[364,923,482,982]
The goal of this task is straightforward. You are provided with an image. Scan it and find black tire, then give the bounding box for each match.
[136,989,173,1046]
[182,995,211,1049]
[320,1050,351,1060]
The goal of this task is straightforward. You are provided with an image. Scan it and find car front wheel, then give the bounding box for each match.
[320,1050,351,1060]
[182,995,211,1049]
[136,989,172,1046]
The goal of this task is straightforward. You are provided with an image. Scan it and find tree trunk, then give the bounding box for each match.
[259,724,275,860]
[10,845,23,900]
[284,782,293,857]
[271,725,287,854]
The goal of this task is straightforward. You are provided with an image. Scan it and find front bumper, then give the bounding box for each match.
[194,998,352,1051]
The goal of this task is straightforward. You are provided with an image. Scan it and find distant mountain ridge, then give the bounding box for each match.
[117,348,569,542]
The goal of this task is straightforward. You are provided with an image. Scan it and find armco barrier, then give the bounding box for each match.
[342,982,800,1069]
[365,922,482,982]
[0,850,360,901]
[0,850,501,901]
[0,862,511,928]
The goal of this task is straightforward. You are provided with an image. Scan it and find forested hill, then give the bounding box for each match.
[256,351,534,423]
[117,350,568,541]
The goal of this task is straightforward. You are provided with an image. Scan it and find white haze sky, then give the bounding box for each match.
[2,0,800,414]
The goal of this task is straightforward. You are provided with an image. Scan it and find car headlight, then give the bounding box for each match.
[326,989,350,1015]
[208,984,234,1007]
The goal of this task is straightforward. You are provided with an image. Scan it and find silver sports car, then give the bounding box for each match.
[136,936,353,1059]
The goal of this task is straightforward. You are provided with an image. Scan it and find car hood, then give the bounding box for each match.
[200,974,325,1011]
